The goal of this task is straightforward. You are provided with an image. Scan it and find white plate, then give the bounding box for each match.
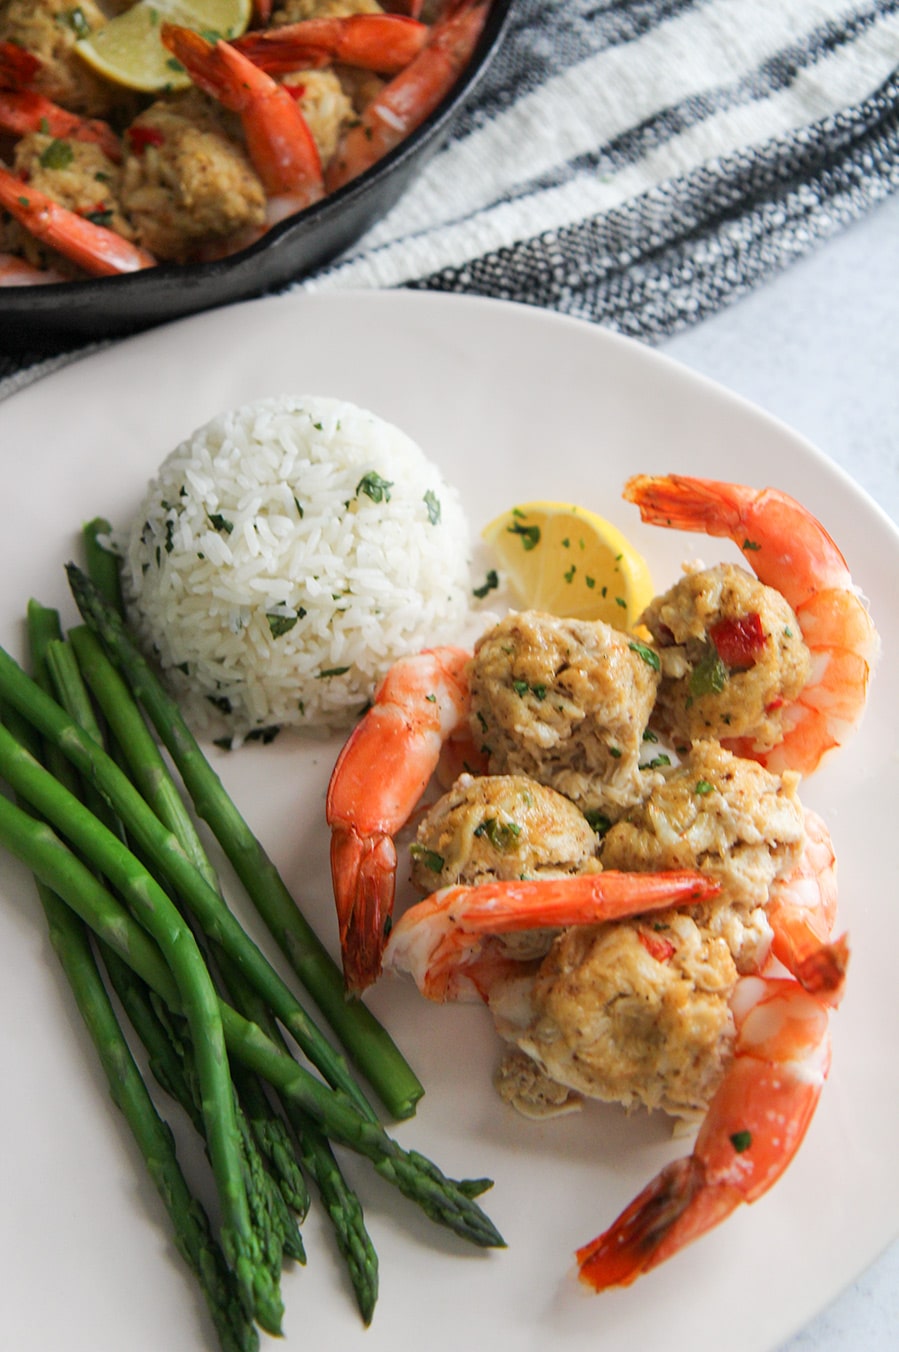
[0,291,895,1352]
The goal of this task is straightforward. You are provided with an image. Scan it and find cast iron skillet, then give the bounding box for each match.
[0,0,513,348]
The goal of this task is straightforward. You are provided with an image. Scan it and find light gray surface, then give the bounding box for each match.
[662,188,899,1351]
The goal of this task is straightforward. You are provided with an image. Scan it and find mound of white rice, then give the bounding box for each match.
[120,395,473,742]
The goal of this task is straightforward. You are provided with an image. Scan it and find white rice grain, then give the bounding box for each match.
[120,395,473,742]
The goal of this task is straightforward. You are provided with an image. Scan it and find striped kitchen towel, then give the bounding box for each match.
[2,0,898,395]
[298,0,899,338]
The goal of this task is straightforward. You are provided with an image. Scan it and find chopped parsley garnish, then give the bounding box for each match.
[85,208,114,227]
[564,564,576,583]
[207,512,234,534]
[689,643,728,698]
[694,779,714,795]
[317,666,351,679]
[641,753,671,770]
[742,538,761,552]
[39,139,74,170]
[356,471,393,503]
[473,818,521,850]
[473,569,499,599]
[506,520,540,551]
[423,489,441,524]
[629,639,660,671]
[409,844,444,873]
[513,680,547,701]
[584,809,612,836]
[267,613,299,638]
[730,1129,752,1153]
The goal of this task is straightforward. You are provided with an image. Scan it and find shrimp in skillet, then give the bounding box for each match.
[160,25,325,232]
[625,474,879,776]
[0,161,155,276]
[326,0,491,189]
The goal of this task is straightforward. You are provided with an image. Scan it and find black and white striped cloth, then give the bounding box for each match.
[3,0,899,394]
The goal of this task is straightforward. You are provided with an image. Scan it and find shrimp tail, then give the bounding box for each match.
[576,1158,738,1290]
[786,932,849,1003]
[0,165,155,276]
[330,825,396,993]
[577,978,831,1291]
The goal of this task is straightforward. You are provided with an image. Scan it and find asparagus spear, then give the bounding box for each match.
[44,618,312,1234]
[0,637,375,1122]
[37,886,261,1352]
[1,701,258,1352]
[0,729,279,1331]
[38,614,306,1281]
[66,562,423,1120]
[218,948,379,1323]
[76,548,315,1224]
[82,517,124,613]
[0,778,502,1249]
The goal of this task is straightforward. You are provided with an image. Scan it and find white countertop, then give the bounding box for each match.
[661,188,899,1351]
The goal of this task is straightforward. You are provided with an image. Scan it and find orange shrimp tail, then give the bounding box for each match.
[0,90,122,161]
[235,15,428,76]
[786,932,850,1004]
[624,471,845,556]
[454,869,721,934]
[0,167,155,276]
[330,826,396,993]
[325,0,490,190]
[576,1158,740,1291]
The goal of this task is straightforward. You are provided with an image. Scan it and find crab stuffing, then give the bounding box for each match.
[325,473,877,1290]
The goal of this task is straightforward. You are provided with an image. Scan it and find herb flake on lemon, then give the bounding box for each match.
[482,500,654,631]
[75,0,252,94]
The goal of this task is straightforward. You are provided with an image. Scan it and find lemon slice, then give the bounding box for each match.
[75,0,252,94]
[482,500,654,631]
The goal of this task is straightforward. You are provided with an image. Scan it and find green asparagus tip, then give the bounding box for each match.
[457,1176,495,1199]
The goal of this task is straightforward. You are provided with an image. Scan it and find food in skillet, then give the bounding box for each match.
[325,472,878,1290]
[0,0,491,282]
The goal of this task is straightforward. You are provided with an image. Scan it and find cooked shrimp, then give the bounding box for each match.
[160,25,324,229]
[326,645,472,992]
[765,807,847,1003]
[0,90,122,161]
[325,0,490,190]
[0,249,65,284]
[624,474,879,776]
[0,163,155,276]
[234,13,429,75]
[384,867,722,1002]
[576,974,831,1290]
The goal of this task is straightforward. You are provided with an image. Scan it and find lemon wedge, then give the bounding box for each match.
[482,499,654,631]
[75,0,252,94]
